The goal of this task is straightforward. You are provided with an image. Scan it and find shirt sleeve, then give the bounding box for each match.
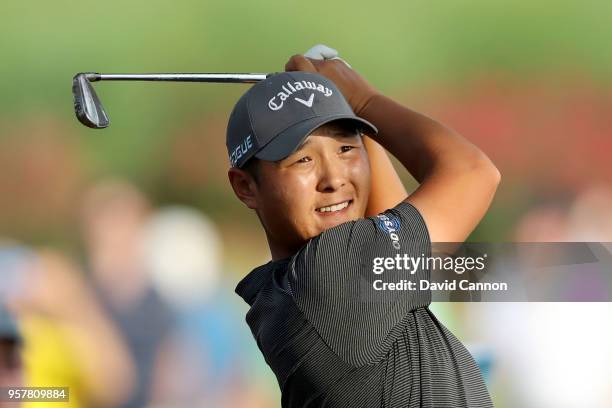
[287,201,432,366]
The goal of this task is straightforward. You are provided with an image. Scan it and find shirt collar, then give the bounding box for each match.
[235,257,291,305]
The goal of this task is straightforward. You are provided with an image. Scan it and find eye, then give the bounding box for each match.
[340,145,356,153]
[296,156,312,164]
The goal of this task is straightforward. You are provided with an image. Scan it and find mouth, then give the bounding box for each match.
[315,199,353,215]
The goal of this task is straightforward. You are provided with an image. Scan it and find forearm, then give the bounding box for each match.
[362,135,407,216]
[359,94,495,182]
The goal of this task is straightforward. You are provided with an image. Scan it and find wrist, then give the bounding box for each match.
[355,92,385,121]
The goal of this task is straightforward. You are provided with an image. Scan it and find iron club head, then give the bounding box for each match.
[72,73,109,129]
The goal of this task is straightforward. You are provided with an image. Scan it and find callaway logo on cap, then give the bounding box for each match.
[226,71,377,168]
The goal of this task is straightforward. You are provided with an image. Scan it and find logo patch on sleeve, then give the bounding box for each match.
[376,213,401,250]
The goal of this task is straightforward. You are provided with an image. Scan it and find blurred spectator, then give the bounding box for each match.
[566,184,612,241]
[514,183,612,243]
[141,206,274,407]
[0,303,23,408]
[473,184,612,407]
[1,243,27,408]
[80,181,176,408]
[513,206,569,242]
[1,244,135,408]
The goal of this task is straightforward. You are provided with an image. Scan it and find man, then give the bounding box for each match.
[226,50,499,407]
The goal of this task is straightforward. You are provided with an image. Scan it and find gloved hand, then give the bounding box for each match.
[285,44,380,116]
[303,44,352,68]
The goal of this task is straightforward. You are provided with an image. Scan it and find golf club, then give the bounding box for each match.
[72,72,273,129]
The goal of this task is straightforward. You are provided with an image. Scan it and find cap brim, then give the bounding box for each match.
[254,114,378,162]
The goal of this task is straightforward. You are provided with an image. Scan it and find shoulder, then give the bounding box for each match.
[301,200,430,258]
[235,261,277,305]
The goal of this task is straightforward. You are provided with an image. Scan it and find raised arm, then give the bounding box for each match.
[362,135,408,217]
[359,94,500,242]
[285,55,500,242]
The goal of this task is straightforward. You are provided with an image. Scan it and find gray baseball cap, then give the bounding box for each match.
[226,71,377,168]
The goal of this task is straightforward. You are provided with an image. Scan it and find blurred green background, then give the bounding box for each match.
[1,1,611,406]
[2,0,611,251]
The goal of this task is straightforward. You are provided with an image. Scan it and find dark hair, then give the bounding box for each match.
[242,157,260,184]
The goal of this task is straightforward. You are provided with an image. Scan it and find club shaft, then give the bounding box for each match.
[89,73,269,83]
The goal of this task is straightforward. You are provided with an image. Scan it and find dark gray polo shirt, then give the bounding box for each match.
[236,201,492,407]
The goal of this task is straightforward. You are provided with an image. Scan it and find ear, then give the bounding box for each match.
[228,167,259,209]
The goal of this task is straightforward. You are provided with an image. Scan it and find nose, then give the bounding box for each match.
[316,155,347,193]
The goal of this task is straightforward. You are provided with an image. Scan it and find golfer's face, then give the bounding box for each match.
[257,126,371,248]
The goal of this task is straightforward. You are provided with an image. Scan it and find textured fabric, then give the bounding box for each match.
[236,201,493,407]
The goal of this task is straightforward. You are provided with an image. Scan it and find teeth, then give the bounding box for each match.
[317,201,349,213]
